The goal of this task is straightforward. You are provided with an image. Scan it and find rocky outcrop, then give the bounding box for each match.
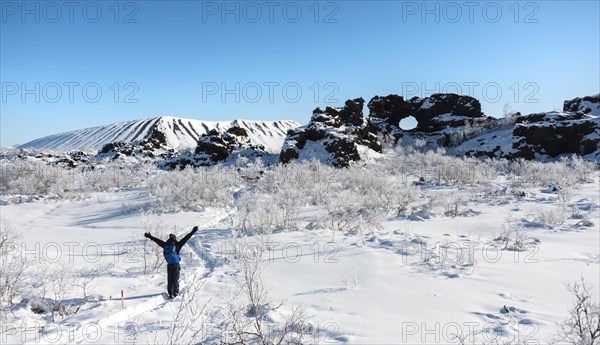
[54,151,93,169]
[163,126,268,169]
[196,127,265,162]
[453,110,600,161]
[563,94,600,115]
[367,94,413,140]
[510,112,599,159]
[280,93,527,166]
[280,98,381,167]
[367,93,486,138]
[279,93,492,167]
[98,127,175,160]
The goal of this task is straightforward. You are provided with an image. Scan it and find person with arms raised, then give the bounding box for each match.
[144,226,199,298]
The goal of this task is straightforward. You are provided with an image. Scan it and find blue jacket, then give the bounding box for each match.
[145,227,198,257]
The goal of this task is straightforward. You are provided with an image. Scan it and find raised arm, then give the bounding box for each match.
[144,233,166,248]
[176,226,199,251]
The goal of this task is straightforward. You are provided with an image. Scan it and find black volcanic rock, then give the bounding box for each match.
[412,93,482,118]
[511,112,599,158]
[194,130,229,162]
[282,94,492,166]
[279,147,299,164]
[226,126,249,137]
[100,141,129,155]
[280,97,381,167]
[367,94,412,140]
[367,93,486,139]
[368,94,412,125]
[98,134,172,159]
[455,108,600,161]
[563,94,600,115]
[54,151,92,169]
[324,136,361,166]
[164,126,267,169]
[327,98,366,127]
[514,112,587,124]
[98,121,174,159]
[312,98,366,128]
[148,128,168,147]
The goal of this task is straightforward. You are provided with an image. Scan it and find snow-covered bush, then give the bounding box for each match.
[0,160,148,202]
[567,155,597,184]
[495,218,539,251]
[76,264,112,301]
[383,146,499,187]
[0,161,57,196]
[258,160,334,204]
[272,186,303,229]
[429,240,477,278]
[415,193,443,219]
[232,185,303,235]
[236,161,338,233]
[318,186,384,240]
[0,222,27,309]
[232,191,276,235]
[91,164,146,191]
[219,240,312,345]
[386,182,421,217]
[558,185,575,203]
[30,263,107,320]
[509,157,595,191]
[147,166,237,211]
[552,277,600,345]
[321,188,362,234]
[440,192,468,217]
[533,206,568,228]
[32,263,80,322]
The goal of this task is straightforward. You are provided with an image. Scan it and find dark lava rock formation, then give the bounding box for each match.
[281,93,600,165]
[162,126,268,169]
[280,98,381,167]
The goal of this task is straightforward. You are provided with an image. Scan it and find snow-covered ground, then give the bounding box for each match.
[1,154,599,344]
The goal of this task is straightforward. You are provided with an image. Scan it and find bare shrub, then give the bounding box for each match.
[232,192,276,235]
[219,239,313,345]
[495,218,539,251]
[77,263,114,301]
[441,192,467,218]
[552,277,600,345]
[272,185,303,229]
[322,188,361,234]
[0,222,27,309]
[32,263,80,322]
[534,206,568,228]
[389,183,421,217]
[148,166,236,211]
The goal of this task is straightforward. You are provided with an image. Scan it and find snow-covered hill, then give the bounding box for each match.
[17,117,300,154]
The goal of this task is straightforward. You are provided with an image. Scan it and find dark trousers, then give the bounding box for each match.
[167,263,180,296]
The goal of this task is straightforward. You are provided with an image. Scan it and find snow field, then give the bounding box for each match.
[0,154,599,344]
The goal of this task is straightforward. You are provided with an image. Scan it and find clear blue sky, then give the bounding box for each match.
[1,0,599,146]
